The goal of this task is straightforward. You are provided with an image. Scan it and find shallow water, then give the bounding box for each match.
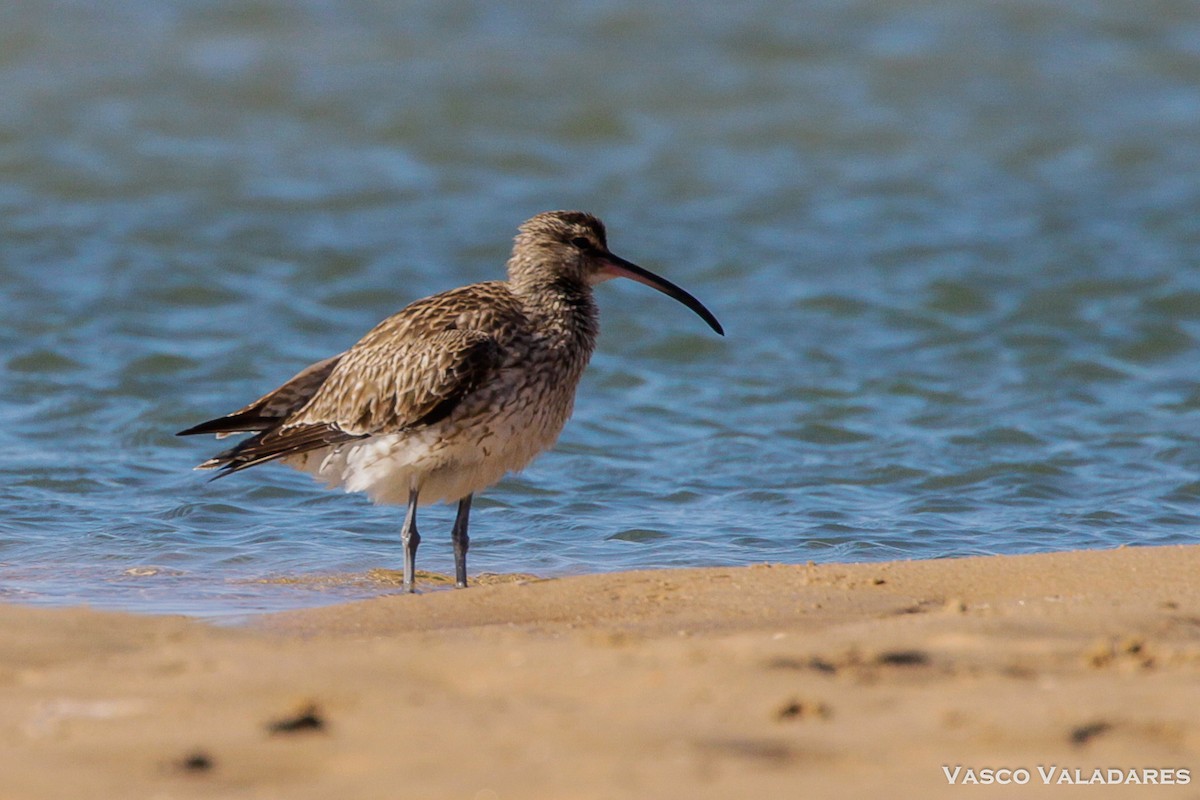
[2,0,1200,615]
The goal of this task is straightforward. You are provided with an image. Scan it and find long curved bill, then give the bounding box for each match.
[600,253,725,335]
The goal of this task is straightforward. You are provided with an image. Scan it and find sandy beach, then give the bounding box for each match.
[3,544,1199,799]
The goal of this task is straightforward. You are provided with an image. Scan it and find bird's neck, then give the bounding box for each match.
[510,274,600,353]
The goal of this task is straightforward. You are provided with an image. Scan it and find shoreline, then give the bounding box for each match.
[3,544,1199,797]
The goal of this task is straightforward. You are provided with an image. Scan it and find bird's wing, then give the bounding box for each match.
[295,328,503,433]
[177,354,343,438]
[184,281,522,477]
[197,329,503,477]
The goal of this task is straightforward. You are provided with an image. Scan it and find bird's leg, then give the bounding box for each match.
[401,487,421,593]
[451,494,473,589]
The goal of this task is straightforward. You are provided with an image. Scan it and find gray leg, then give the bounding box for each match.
[401,487,421,593]
[451,494,472,589]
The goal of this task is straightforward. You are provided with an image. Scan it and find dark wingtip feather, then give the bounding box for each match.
[190,423,364,480]
[178,354,345,438]
[205,467,236,482]
[177,415,260,437]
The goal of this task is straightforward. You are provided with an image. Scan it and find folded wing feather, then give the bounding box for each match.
[187,330,502,478]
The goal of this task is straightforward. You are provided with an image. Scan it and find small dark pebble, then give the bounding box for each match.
[179,751,214,772]
[875,650,929,667]
[268,704,326,734]
[808,657,838,673]
[1070,721,1112,745]
[764,656,838,674]
[897,605,928,615]
[776,700,804,720]
[775,699,832,721]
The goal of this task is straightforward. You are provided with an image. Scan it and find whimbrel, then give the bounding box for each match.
[179,211,723,591]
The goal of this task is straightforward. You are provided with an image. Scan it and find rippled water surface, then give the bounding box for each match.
[3,0,1200,615]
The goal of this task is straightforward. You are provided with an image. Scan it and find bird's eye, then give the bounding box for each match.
[570,236,591,250]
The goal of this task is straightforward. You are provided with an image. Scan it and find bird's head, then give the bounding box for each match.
[508,210,724,335]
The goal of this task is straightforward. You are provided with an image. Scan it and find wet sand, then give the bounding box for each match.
[3,544,1199,798]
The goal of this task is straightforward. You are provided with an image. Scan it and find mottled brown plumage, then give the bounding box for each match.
[179,211,723,590]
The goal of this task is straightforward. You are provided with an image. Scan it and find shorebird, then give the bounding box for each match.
[179,211,723,591]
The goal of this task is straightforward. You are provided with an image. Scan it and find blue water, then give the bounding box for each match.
[2,0,1200,615]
